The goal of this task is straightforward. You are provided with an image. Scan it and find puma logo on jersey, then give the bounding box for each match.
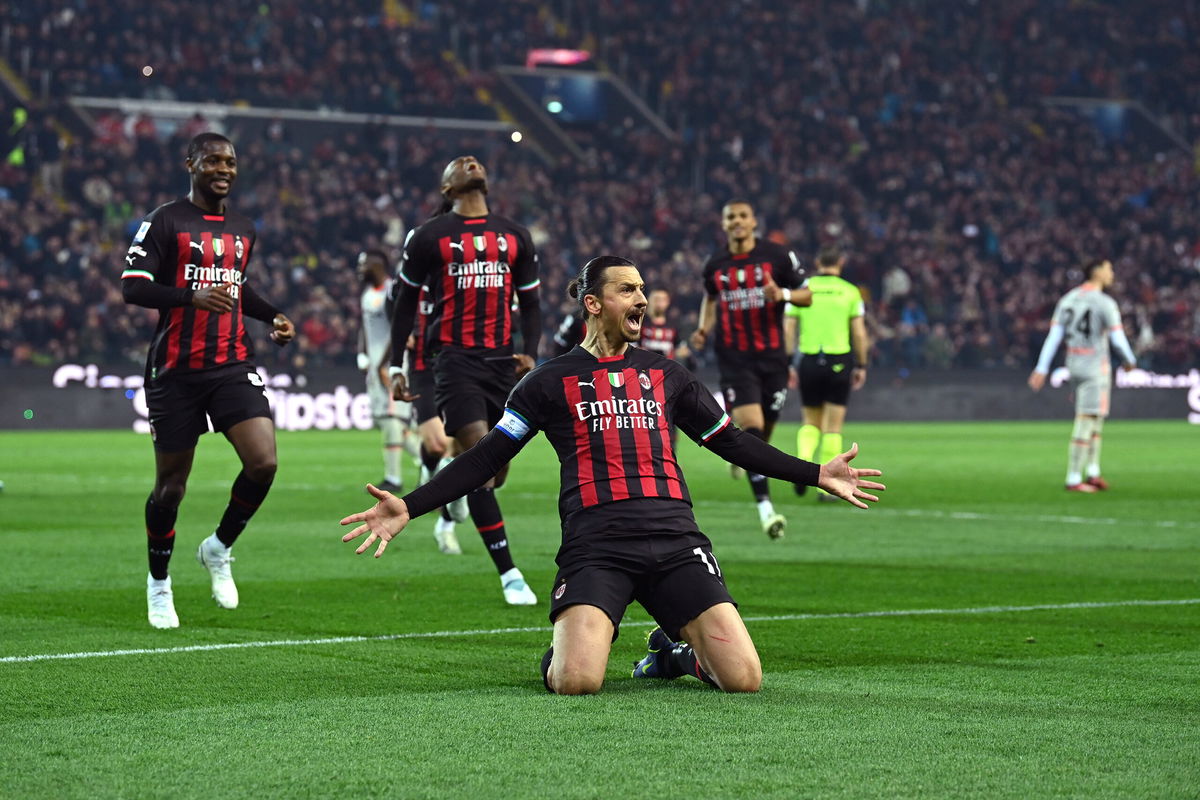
[577,379,595,389]
[125,245,148,265]
[449,241,464,252]
[189,241,205,253]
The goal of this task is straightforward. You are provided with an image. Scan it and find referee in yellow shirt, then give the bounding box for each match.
[784,244,869,500]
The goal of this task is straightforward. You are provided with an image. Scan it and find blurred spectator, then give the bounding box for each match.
[0,0,1196,375]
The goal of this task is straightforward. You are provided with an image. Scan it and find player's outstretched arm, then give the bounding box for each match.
[340,426,526,558]
[816,442,885,509]
[340,484,411,558]
[702,427,884,508]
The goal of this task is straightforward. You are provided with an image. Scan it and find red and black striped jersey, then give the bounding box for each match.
[121,199,261,378]
[702,240,804,355]
[396,212,540,359]
[498,345,732,537]
[639,318,680,360]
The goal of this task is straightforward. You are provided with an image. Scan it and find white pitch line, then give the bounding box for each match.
[868,508,1199,529]
[2,598,1197,664]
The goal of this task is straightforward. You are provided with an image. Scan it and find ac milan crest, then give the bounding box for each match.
[638,372,652,391]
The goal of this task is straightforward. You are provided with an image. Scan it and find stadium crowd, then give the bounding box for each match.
[1,0,1197,373]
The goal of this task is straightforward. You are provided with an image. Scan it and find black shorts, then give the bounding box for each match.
[146,365,273,453]
[433,349,517,435]
[408,367,440,425]
[548,531,735,642]
[716,349,789,417]
[798,353,853,407]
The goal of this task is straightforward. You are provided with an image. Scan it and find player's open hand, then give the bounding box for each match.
[816,442,885,509]
[1027,370,1046,392]
[192,281,236,313]
[513,353,535,377]
[270,313,296,345]
[340,483,411,558]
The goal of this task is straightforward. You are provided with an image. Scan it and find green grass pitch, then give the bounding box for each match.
[1,421,1197,799]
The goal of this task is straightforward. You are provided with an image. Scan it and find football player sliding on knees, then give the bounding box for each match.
[341,255,884,695]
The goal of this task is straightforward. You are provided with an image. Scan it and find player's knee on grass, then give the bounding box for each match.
[547,645,607,695]
[549,606,614,695]
[703,651,762,693]
[549,662,605,695]
[683,604,762,692]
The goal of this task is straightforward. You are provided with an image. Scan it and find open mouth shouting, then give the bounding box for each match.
[625,308,644,337]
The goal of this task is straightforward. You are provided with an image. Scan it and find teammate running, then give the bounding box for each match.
[690,200,811,539]
[784,244,869,501]
[122,132,295,629]
[1028,258,1136,491]
[387,155,542,603]
[341,255,884,694]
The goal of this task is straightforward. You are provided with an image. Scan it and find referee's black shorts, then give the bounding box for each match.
[798,352,854,407]
[548,531,736,642]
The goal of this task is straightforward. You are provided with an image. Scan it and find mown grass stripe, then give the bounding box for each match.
[4,597,1196,664]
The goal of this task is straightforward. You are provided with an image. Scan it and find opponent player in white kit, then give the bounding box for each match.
[1028,258,1136,492]
[358,250,416,492]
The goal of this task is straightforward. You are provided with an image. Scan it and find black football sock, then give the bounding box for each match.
[540,646,554,692]
[666,642,719,688]
[743,427,770,502]
[467,487,516,574]
[440,506,453,522]
[215,471,273,547]
[145,494,178,580]
[420,444,441,476]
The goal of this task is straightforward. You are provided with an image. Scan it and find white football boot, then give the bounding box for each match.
[197,533,239,609]
[147,574,180,629]
[500,567,537,606]
[433,517,462,555]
